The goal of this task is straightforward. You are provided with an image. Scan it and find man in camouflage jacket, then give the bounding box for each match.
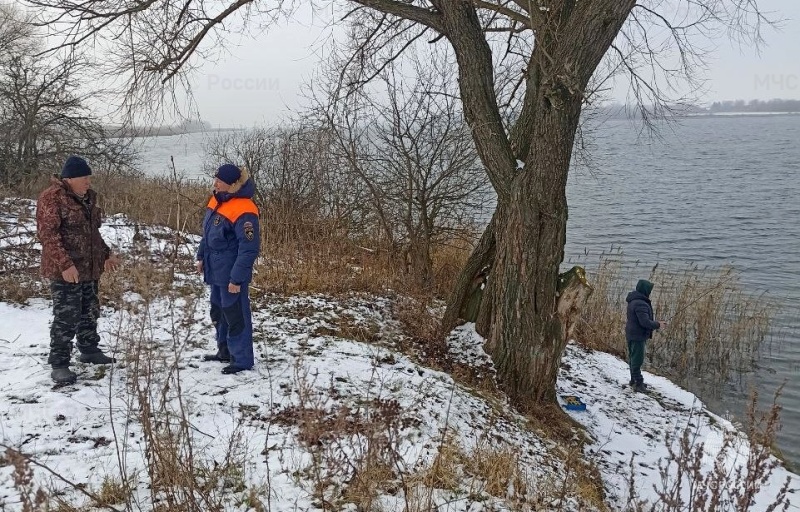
[36,155,120,385]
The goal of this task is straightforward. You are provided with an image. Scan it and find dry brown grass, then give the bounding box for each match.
[48,498,82,512]
[463,443,522,496]
[6,171,786,511]
[239,486,268,512]
[420,435,463,492]
[392,295,443,346]
[313,311,382,344]
[252,235,471,300]
[99,252,202,310]
[406,430,606,511]
[267,364,417,510]
[1,167,208,232]
[430,240,474,300]
[343,457,396,511]
[92,169,208,233]
[519,403,607,510]
[1,168,474,310]
[94,476,131,506]
[0,272,47,304]
[526,402,590,447]
[2,447,49,511]
[120,292,248,511]
[0,198,46,304]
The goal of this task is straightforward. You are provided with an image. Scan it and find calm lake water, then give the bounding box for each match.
[564,114,800,467]
[135,114,800,466]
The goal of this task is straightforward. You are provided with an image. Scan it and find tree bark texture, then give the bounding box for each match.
[439,0,636,409]
[440,210,496,335]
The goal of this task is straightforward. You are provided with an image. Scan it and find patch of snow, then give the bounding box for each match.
[1,197,795,511]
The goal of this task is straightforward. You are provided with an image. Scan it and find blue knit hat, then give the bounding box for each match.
[61,155,91,179]
[215,164,241,185]
[636,279,654,297]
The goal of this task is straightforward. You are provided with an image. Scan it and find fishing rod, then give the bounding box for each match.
[574,269,740,349]
[657,270,740,325]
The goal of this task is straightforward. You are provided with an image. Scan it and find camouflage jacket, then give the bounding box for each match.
[36,177,111,281]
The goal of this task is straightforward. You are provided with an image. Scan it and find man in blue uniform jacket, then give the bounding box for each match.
[196,164,260,374]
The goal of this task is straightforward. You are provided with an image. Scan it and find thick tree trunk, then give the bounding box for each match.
[433,0,637,409]
[487,97,582,408]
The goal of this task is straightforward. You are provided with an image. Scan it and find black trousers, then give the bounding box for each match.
[48,280,101,368]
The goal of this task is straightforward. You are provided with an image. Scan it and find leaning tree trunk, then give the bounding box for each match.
[440,211,497,335]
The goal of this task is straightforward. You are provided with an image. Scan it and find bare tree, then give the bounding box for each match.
[0,3,36,58]
[205,125,366,244]
[0,3,132,188]
[315,47,490,290]
[27,0,773,408]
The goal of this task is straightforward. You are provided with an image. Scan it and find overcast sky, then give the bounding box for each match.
[188,1,800,128]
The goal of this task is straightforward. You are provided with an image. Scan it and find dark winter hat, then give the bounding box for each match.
[215,163,241,185]
[61,155,92,179]
[636,279,654,297]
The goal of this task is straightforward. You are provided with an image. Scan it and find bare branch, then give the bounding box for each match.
[349,0,444,32]
[473,0,532,30]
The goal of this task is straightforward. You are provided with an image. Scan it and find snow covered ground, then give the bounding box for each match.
[0,198,796,511]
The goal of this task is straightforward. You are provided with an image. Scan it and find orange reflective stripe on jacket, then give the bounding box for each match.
[206,196,259,223]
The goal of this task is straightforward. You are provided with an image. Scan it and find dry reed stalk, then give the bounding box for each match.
[573,251,775,387]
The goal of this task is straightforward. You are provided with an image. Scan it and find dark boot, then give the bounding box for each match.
[633,382,649,393]
[79,352,116,364]
[203,353,230,363]
[221,365,247,375]
[51,367,77,385]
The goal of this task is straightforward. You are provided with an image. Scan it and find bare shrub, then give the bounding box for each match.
[0,3,133,190]
[123,292,248,511]
[206,126,346,247]
[92,165,208,233]
[1,164,207,234]
[2,447,49,511]
[0,199,46,304]
[625,388,793,511]
[313,45,490,292]
[269,363,417,510]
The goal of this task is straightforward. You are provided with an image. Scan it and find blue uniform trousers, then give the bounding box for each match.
[210,284,253,369]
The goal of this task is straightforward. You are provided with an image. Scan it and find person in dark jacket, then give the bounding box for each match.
[196,164,260,374]
[625,279,666,392]
[36,155,121,385]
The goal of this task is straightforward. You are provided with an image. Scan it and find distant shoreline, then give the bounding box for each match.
[599,110,800,121]
[682,111,800,118]
[113,112,800,135]
[108,127,242,138]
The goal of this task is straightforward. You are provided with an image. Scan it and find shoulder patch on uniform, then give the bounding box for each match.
[244,221,254,241]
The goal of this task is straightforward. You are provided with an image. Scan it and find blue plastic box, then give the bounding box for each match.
[561,395,586,411]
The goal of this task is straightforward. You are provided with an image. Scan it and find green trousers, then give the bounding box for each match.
[627,339,646,385]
